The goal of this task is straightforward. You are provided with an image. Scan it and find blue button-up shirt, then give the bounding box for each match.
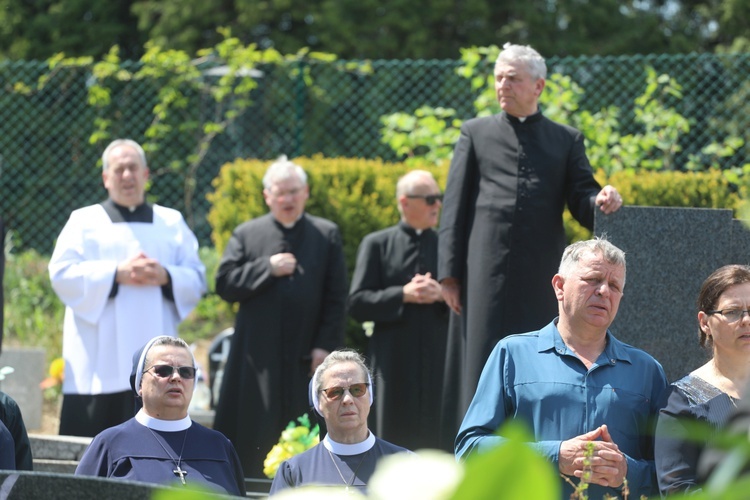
[456,319,668,498]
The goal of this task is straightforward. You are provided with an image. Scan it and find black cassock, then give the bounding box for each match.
[438,111,602,443]
[349,222,448,451]
[214,213,348,478]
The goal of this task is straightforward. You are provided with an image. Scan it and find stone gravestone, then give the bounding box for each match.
[0,471,241,499]
[0,347,45,430]
[595,206,750,382]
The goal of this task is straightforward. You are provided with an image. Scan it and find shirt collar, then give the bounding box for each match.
[538,319,633,365]
[135,409,192,431]
[322,432,376,455]
[503,110,543,125]
[398,220,431,237]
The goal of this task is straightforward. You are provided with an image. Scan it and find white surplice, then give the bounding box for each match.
[49,204,206,395]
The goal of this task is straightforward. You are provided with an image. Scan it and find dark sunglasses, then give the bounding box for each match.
[144,364,196,379]
[406,194,443,206]
[319,383,369,401]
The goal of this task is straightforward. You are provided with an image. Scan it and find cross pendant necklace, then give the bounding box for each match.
[173,465,188,485]
[327,449,367,492]
[147,426,190,486]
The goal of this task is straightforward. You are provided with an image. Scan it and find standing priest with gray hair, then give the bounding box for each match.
[438,43,624,444]
[49,139,206,438]
[213,156,348,478]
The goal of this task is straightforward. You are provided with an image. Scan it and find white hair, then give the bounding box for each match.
[495,43,547,80]
[102,139,147,171]
[262,155,308,189]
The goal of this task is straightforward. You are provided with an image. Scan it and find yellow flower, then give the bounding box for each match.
[40,357,64,391]
[49,357,64,381]
[264,413,320,478]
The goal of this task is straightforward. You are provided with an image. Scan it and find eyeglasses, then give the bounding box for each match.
[406,194,443,206]
[319,383,369,401]
[144,365,196,379]
[706,309,750,323]
[269,187,304,199]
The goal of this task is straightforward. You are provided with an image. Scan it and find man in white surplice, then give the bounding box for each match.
[49,139,206,437]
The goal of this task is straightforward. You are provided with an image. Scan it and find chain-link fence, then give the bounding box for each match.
[1,52,748,254]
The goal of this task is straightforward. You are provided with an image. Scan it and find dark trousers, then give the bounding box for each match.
[59,391,136,437]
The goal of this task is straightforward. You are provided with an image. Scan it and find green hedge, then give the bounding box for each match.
[5,160,747,360]
[207,155,449,279]
[208,157,748,348]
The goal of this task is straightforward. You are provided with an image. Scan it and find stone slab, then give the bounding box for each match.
[0,347,45,430]
[0,471,156,500]
[595,206,742,382]
[29,434,91,461]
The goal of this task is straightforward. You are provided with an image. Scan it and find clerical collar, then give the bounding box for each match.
[135,409,192,432]
[505,110,542,124]
[275,213,304,229]
[399,221,425,237]
[101,198,153,223]
[323,432,376,455]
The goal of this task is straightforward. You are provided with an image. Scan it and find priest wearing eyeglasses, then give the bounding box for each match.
[269,349,408,495]
[348,170,449,451]
[213,156,348,479]
[76,336,246,496]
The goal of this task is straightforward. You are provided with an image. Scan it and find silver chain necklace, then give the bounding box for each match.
[327,448,367,491]
[147,426,190,485]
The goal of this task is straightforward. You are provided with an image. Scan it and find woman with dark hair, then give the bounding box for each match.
[75,336,246,496]
[655,264,750,495]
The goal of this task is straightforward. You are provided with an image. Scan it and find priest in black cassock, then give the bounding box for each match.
[349,170,448,451]
[438,43,624,444]
[214,156,348,478]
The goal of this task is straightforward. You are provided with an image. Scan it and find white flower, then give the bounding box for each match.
[272,486,366,499]
[368,449,463,500]
[0,366,14,381]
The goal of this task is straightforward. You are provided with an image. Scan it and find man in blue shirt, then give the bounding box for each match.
[456,237,667,498]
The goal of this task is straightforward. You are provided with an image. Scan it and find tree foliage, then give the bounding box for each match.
[12,29,359,228]
[3,0,750,62]
[380,45,749,180]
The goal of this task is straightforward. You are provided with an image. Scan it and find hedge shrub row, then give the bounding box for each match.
[208,156,748,348]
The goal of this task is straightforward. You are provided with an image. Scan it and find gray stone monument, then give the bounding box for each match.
[595,206,750,382]
[0,347,45,430]
[0,471,242,499]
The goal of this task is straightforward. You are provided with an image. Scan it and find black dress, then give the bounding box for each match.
[655,374,737,495]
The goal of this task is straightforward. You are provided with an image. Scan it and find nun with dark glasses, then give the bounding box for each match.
[75,335,246,496]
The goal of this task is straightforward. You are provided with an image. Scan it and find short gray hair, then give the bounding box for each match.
[262,155,308,189]
[102,139,147,171]
[558,236,626,285]
[396,170,436,199]
[495,43,547,81]
[314,349,370,393]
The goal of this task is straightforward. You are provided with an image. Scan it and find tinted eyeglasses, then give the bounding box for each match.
[144,365,196,379]
[706,309,750,323]
[406,194,443,206]
[319,383,369,401]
